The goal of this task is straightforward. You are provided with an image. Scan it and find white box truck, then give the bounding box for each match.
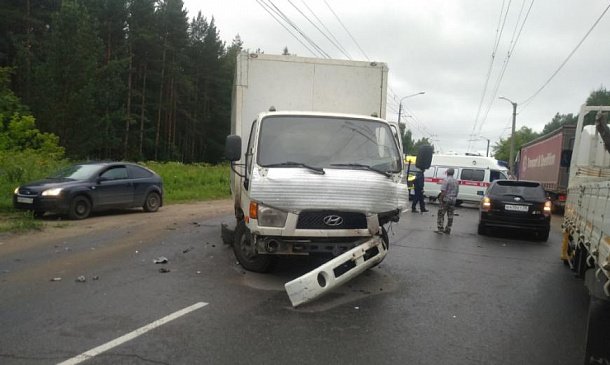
[561,106,610,361]
[224,53,421,306]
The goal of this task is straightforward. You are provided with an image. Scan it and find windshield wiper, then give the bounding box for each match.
[330,163,391,177]
[263,161,325,174]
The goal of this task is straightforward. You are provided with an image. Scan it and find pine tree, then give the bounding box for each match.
[31,1,103,158]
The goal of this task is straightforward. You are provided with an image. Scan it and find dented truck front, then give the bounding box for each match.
[226,112,408,285]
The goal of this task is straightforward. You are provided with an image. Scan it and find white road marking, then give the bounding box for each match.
[57,302,208,365]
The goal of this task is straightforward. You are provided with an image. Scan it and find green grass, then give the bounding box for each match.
[0,211,43,232]
[0,155,231,233]
[143,162,231,203]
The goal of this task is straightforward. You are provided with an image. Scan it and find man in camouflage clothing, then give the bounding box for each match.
[435,168,459,234]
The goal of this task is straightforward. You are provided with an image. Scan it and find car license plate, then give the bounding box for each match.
[505,204,528,212]
[17,196,34,204]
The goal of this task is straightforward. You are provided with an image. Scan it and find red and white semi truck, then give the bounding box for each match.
[517,124,576,212]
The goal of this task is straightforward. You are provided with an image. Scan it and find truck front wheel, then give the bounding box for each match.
[233,221,275,273]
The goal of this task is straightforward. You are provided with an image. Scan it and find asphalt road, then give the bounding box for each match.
[0,201,591,365]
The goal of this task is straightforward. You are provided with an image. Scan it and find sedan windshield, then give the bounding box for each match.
[49,164,101,180]
[257,116,402,173]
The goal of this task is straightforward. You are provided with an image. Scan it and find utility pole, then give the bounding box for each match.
[397,91,425,124]
[499,96,517,173]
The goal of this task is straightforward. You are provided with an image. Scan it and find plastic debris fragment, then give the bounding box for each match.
[153,256,168,264]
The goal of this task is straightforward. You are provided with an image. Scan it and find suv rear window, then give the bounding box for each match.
[490,180,545,199]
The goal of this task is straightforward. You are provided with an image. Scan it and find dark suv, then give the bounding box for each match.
[478,180,551,241]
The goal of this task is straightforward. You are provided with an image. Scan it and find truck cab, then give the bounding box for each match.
[226,111,407,272]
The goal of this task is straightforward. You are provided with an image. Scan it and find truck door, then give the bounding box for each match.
[243,120,258,190]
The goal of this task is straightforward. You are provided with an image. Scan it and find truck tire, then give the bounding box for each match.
[233,221,275,273]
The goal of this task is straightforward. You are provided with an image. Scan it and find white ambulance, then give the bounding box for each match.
[423,154,510,205]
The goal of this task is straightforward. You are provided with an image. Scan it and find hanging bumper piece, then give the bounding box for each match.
[284,236,388,307]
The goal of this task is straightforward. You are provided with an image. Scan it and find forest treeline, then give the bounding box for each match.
[1,0,241,163]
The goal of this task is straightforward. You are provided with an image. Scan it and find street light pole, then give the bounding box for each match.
[397,91,425,124]
[499,96,517,173]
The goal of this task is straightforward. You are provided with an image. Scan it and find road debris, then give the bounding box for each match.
[50,277,62,282]
[159,268,171,273]
[153,256,168,264]
[92,276,100,281]
[75,276,86,283]
[285,236,387,307]
[182,247,194,254]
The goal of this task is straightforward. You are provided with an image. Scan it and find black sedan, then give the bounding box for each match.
[13,162,163,219]
[478,179,551,241]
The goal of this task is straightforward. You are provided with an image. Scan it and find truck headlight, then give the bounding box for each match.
[42,188,63,196]
[14,187,19,194]
[257,204,288,227]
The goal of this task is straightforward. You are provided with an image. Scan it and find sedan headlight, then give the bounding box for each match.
[257,204,288,228]
[42,188,63,196]
[14,187,19,194]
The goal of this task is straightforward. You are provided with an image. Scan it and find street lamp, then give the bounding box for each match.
[397,91,425,124]
[499,96,517,173]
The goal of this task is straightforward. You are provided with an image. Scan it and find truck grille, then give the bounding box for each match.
[296,211,367,230]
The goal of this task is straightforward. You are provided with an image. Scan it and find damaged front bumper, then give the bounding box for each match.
[284,236,387,307]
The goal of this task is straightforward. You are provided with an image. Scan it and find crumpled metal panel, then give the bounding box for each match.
[249,167,408,213]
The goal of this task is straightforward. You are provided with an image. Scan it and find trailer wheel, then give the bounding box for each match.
[233,221,275,273]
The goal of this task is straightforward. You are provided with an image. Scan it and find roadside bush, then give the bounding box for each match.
[0,150,69,210]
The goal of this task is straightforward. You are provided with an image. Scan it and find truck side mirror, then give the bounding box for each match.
[416,145,434,170]
[225,135,242,161]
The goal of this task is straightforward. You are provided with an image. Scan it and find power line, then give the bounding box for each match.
[265,0,331,58]
[469,0,512,151]
[299,0,353,59]
[255,0,320,56]
[520,2,610,108]
[475,0,535,137]
[323,0,370,61]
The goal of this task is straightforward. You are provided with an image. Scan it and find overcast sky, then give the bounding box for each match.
[183,0,610,155]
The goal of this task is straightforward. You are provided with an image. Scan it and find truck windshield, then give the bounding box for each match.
[257,115,402,174]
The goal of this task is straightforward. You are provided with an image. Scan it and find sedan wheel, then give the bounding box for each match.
[143,191,161,212]
[69,196,91,220]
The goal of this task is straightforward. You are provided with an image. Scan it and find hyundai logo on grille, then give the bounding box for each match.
[323,215,343,227]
